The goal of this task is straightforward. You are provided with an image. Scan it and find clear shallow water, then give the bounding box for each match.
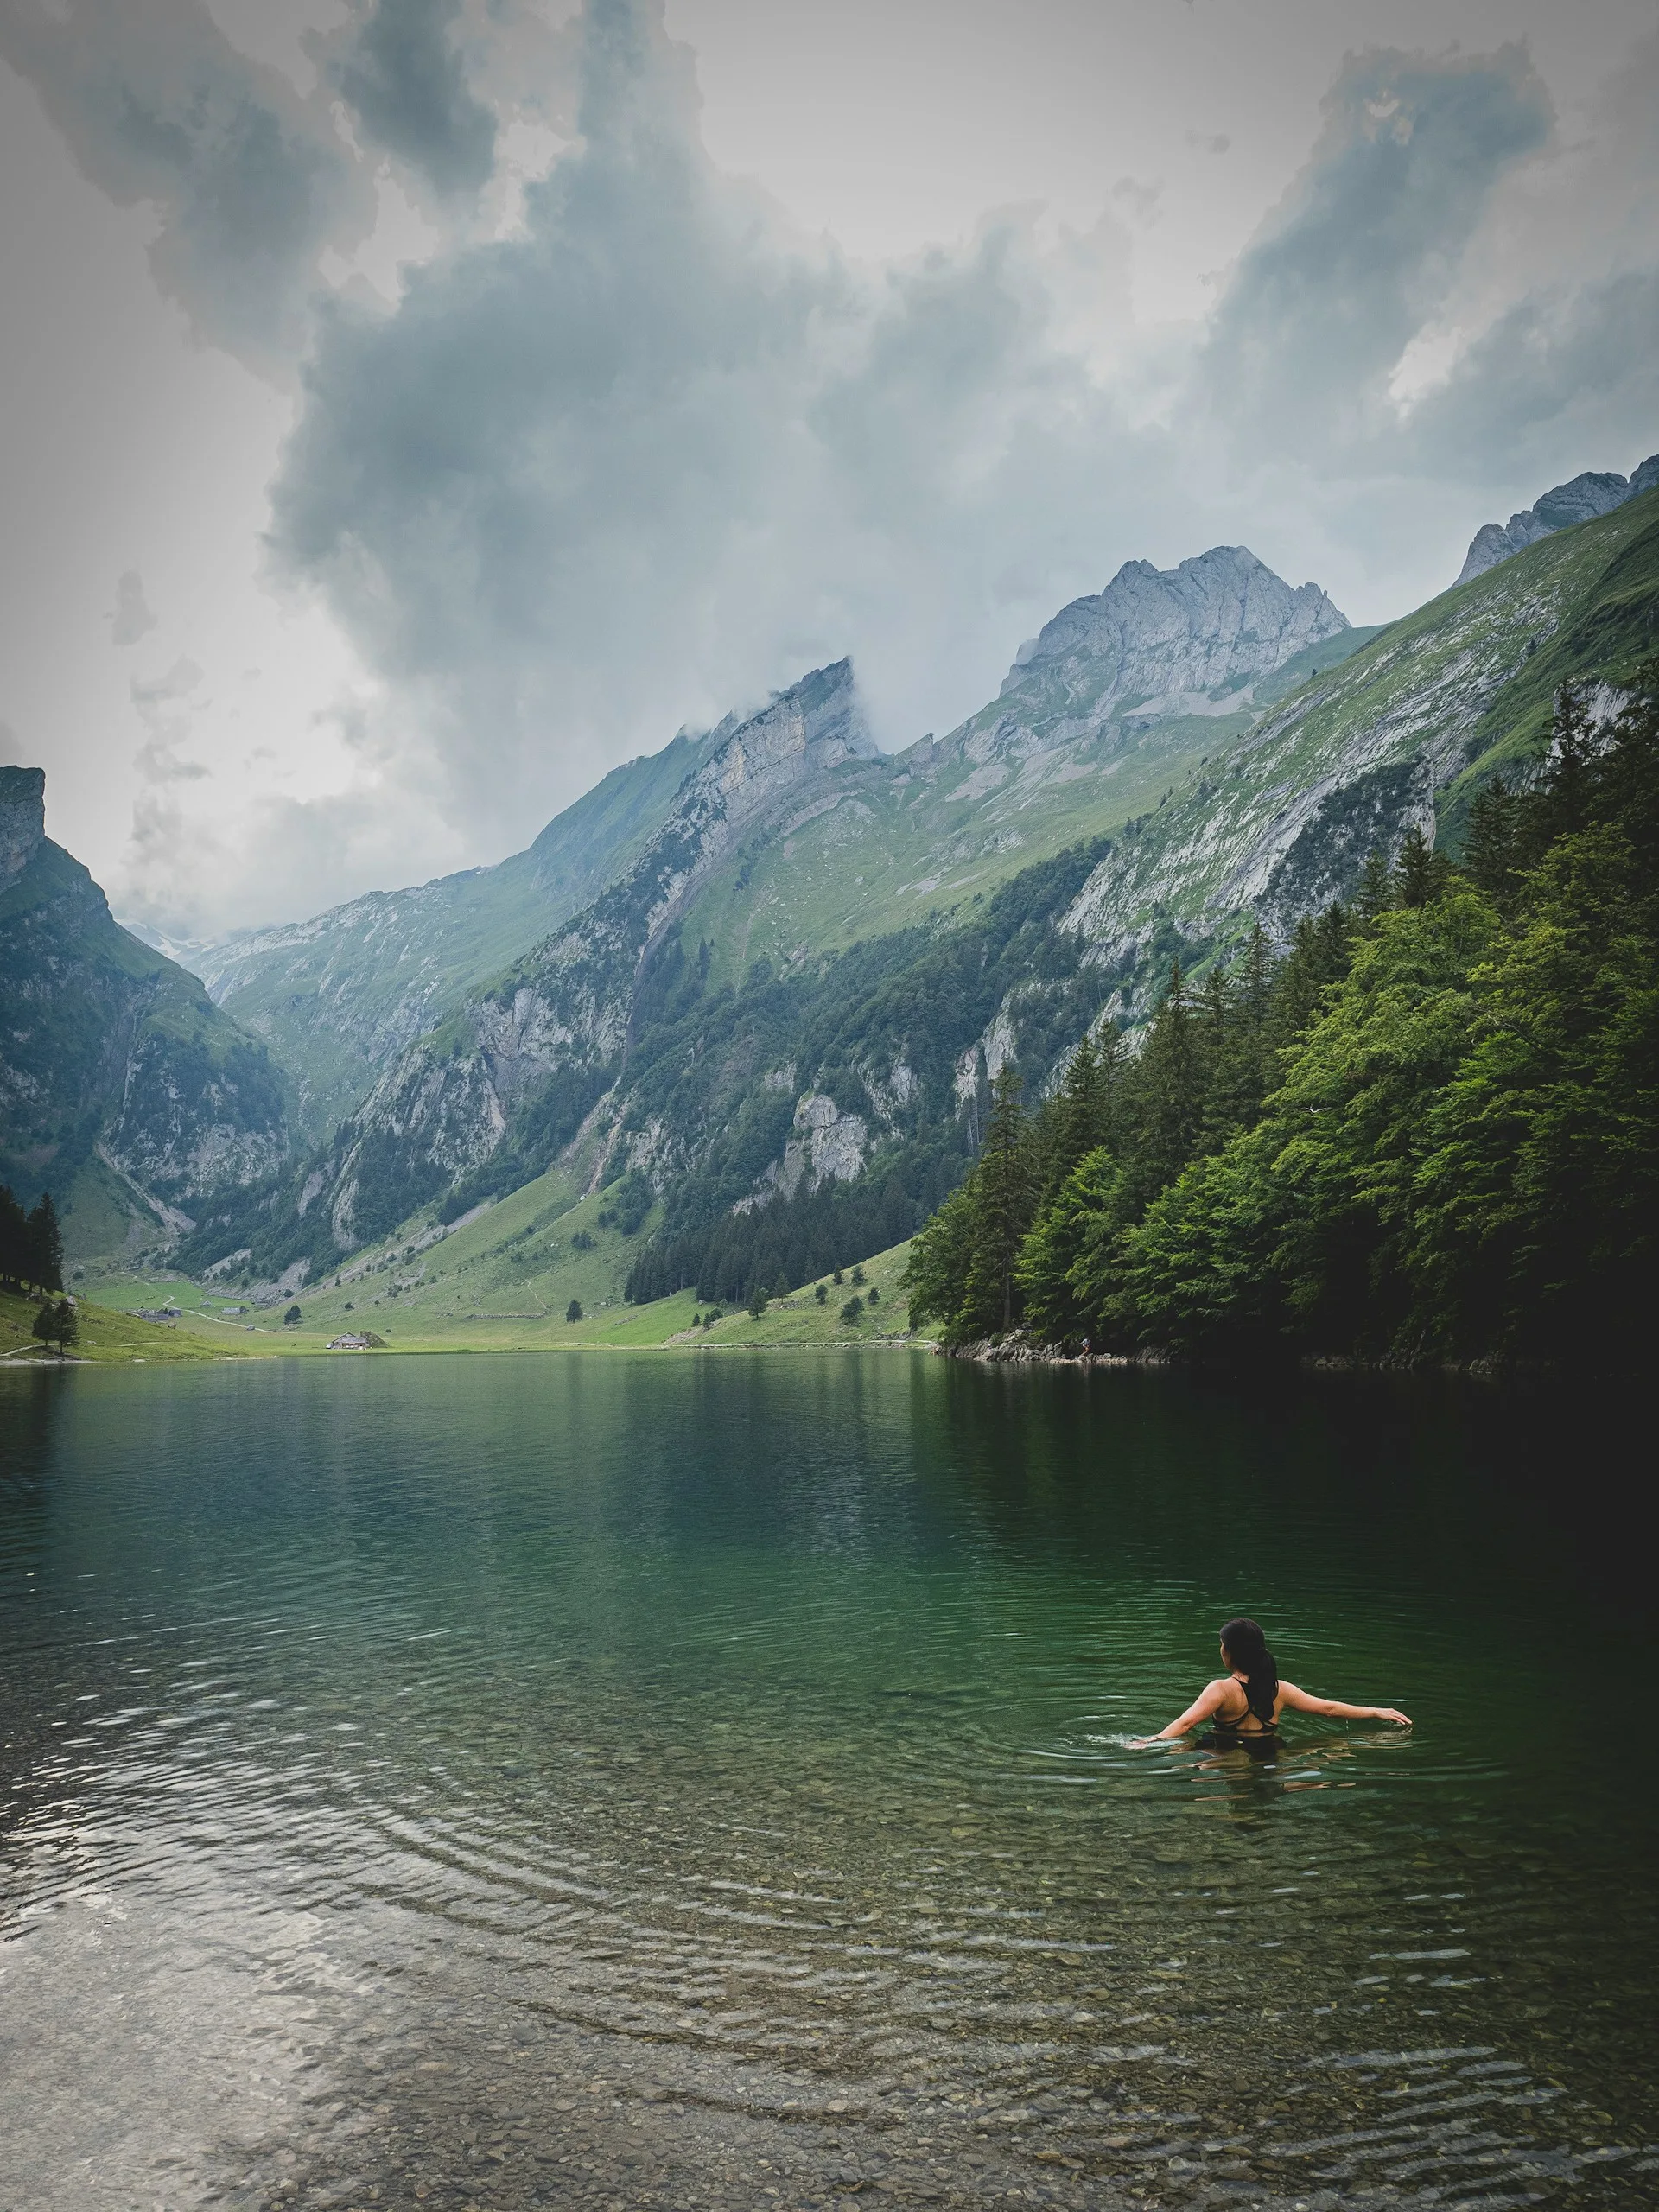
[1,1353,1654,2212]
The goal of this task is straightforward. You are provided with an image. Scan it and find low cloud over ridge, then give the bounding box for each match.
[3,0,1656,933]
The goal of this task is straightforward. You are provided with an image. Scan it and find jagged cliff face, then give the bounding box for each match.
[1064,484,1659,992]
[1455,454,1659,585]
[664,548,1369,985]
[0,771,289,1244]
[281,662,879,1252]
[997,545,1349,728]
[193,723,725,1142]
[177,486,1659,1282]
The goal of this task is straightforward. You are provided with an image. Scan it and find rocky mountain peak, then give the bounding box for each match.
[0,765,46,889]
[672,658,874,845]
[999,544,1349,728]
[1456,452,1659,586]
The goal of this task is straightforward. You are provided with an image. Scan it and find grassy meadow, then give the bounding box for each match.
[68,1165,924,1358]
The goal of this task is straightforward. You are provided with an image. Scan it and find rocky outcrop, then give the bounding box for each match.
[999,545,1348,726]
[0,766,46,888]
[190,721,726,1142]
[1062,480,1659,988]
[0,771,289,1236]
[211,663,879,1265]
[744,1092,869,1205]
[1455,454,1659,585]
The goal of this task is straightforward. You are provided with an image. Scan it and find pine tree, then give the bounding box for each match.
[1536,683,1595,847]
[901,1177,977,1332]
[1392,827,1450,909]
[23,1193,62,1294]
[1268,906,1352,1050]
[1353,848,1394,931]
[0,1182,25,1287]
[1047,1037,1106,1188]
[963,1065,1034,1335]
[1095,1020,1128,1154]
[1236,923,1273,1035]
[1463,778,1521,910]
[1201,944,1273,1146]
[1131,961,1205,1202]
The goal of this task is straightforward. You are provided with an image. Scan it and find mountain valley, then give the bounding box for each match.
[6,459,1656,1328]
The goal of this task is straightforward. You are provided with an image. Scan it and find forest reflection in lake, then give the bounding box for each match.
[2,1352,1654,2210]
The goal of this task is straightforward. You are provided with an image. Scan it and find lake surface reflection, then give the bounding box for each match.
[2,1352,1654,2210]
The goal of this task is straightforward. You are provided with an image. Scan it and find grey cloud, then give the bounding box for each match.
[1405,268,1659,486]
[111,571,159,646]
[269,0,1166,841]
[253,7,1656,881]
[1202,46,1551,454]
[1111,176,1162,226]
[0,0,372,370]
[331,0,497,200]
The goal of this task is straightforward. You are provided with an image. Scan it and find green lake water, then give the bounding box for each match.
[1,1353,1654,2211]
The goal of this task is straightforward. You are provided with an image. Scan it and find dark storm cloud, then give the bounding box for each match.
[1202,45,1552,454]
[0,0,374,371]
[267,0,1164,818]
[331,0,497,200]
[1408,270,1659,480]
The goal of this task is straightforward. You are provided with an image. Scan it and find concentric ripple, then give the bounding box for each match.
[1,1354,1654,2211]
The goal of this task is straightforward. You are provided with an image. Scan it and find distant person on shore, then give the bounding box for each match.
[1139,1618,1410,1745]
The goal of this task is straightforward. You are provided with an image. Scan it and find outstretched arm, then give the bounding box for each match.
[1281,1680,1410,1726]
[1146,1679,1231,1741]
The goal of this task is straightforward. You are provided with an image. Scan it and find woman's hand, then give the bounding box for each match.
[1372,1707,1412,1726]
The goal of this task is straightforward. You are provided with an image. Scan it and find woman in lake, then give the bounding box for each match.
[1145,1617,1411,1744]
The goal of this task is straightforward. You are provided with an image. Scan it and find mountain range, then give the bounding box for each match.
[3,457,1656,1304]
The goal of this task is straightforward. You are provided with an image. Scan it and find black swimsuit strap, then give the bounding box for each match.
[1219,1681,1275,1730]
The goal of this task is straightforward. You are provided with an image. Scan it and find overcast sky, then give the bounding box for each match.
[2,0,1656,941]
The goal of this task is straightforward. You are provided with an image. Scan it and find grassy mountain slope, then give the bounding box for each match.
[677,609,1382,988]
[1,779,290,1260]
[159,490,1659,1318]
[0,1289,249,1363]
[103,1171,918,1353]
[196,725,722,1141]
[1060,485,1659,1003]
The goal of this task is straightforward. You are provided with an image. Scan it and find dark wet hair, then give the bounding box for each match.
[1220,1617,1279,1724]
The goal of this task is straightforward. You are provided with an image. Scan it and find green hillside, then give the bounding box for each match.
[0,1288,249,1363]
[675,627,1389,988]
[84,1179,920,1354]
[1058,485,1659,1001]
[0,798,290,1262]
[198,725,721,1141]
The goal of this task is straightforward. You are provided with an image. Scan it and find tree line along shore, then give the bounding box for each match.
[902,670,1659,1373]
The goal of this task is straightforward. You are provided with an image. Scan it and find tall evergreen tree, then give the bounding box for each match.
[963,1065,1034,1335]
[1047,1036,1111,1187]
[1535,682,1596,848]
[0,1183,26,1288]
[901,1178,977,1333]
[1203,937,1275,1146]
[1393,826,1451,909]
[24,1193,63,1294]
[1353,848,1394,930]
[1132,962,1205,1203]
[1463,778,1521,911]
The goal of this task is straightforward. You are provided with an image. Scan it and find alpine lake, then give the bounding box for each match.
[2,1351,1653,2212]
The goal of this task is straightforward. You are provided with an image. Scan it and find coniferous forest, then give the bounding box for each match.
[903,668,1659,1370]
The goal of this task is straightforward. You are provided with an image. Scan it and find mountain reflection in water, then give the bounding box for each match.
[1,1354,1654,2209]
